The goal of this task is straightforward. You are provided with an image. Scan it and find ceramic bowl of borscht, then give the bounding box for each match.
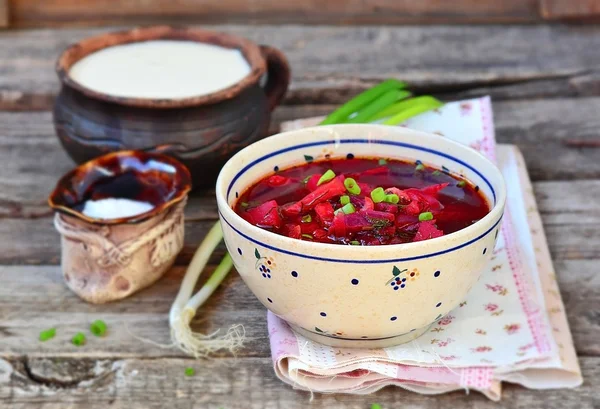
[216,124,506,348]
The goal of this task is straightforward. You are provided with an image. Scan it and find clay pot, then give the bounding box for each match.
[48,150,192,303]
[53,26,290,188]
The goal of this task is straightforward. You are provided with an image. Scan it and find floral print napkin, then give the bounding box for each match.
[269,97,582,400]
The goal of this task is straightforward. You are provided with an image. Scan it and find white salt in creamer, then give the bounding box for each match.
[69,40,252,100]
[82,198,154,220]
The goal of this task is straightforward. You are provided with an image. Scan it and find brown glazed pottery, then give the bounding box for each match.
[49,150,192,303]
[53,26,290,188]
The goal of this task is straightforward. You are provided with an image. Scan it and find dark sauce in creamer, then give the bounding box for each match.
[234,158,490,246]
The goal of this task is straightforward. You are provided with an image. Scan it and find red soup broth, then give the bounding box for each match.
[234,158,490,245]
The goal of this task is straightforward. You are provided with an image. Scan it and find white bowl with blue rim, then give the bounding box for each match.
[216,124,506,348]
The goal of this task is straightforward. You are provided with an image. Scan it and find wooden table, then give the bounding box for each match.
[0,24,599,409]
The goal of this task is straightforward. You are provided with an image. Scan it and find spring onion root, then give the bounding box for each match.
[169,221,245,357]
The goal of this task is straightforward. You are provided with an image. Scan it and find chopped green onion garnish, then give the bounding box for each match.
[384,194,399,204]
[317,169,336,186]
[301,214,312,223]
[344,178,361,195]
[90,320,107,337]
[341,203,356,214]
[71,332,86,347]
[185,367,196,377]
[301,234,313,240]
[371,187,386,203]
[340,195,350,205]
[371,404,383,409]
[241,202,249,208]
[419,212,434,221]
[415,164,425,171]
[302,175,312,184]
[432,170,441,176]
[39,328,56,342]
[350,240,361,245]
[457,180,467,188]
[378,159,387,165]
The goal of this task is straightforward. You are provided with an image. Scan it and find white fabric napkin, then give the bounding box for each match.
[266,97,582,400]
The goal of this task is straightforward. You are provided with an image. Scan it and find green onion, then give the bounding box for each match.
[301,214,312,223]
[346,89,403,124]
[371,404,383,409]
[39,328,56,342]
[382,96,444,126]
[185,367,196,377]
[432,170,441,176]
[384,194,399,204]
[369,95,438,122]
[378,159,387,165]
[301,234,313,240]
[457,180,467,188]
[71,332,86,347]
[344,178,361,195]
[240,202,249,208]
[350,240,360,245]
[302,175,312,184]
[317,169,336,186]
[415,164,425,171]
[419,212,434,221]
[340,195,350,205]
[370,187,386,203]
[341,203,356,214]
[90,320,107,337]
[319,79,406,125]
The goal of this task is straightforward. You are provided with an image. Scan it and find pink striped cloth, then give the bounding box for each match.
[268,97,582,400]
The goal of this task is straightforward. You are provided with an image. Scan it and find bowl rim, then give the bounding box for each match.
[48,150,192,225]
[55,25,267,109]
[216,124,507,258]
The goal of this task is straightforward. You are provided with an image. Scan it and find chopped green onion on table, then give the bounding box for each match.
[170,79,444,357]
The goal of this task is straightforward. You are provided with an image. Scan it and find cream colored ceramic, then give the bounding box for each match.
[216,124,506,348]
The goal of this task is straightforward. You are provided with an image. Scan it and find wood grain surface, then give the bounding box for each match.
[1,23,598,409]
[7,0,543,27]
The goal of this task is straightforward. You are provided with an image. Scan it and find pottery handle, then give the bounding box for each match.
[260,45,291,112]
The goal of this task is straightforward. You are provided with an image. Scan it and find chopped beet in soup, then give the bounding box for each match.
[234,158,490,245]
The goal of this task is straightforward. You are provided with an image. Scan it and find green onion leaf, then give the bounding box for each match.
[344,178,361,195]
[317,169,336,186]
[432,170,441,176]
[415,164,425,172]
[350,240,360,245]
[90,320,107,337]
[382,96,444,126]
[371,404,383,409]
[341,203,356,214]
[457,180,467,188]
[319,79,406,125]
[302,175,312,184]
[39,328,56,342]
[240,202,249,208]
[71,332,86,347]
[301,214,312,223]
[340,195,350,205]
[185,367,196,377]
[419,212,434,221]
[301,234,313,240]
[370,187,386,203]
[384,194,399,204]
[378,159,387,165]
[346,89,403,124]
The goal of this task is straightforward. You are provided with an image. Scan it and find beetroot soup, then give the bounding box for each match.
[234,158,490,245]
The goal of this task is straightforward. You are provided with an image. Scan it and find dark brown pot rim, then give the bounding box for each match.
[48,150,192,225]
[56,25,267,109]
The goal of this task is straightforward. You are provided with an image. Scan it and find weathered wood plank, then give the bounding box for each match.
[3,25,600,110]
[0,178,598,265]
[8,0,540,28]
[1,356,597,408]
[1,257,599,359]
[0,0,8,28]
[541,0,600,20]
